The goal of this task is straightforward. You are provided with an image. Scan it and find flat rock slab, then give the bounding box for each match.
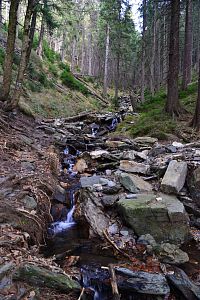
[119,160,150,174]
[80,176,102,187]
[117,193,189,244]
[120,173,152,193]
[13,264,81,292]
[161,160,187,194]
[116,268,170,295]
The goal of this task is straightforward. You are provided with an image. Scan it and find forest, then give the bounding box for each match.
[1,1,200,300]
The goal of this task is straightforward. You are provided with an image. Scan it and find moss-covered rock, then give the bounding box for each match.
[117,193,189,244]
[13,264,81,293]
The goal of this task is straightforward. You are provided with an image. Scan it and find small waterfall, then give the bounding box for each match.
[51,189,76,233]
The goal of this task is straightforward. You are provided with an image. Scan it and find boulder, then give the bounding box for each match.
[80,176,101,188]
[116,268,170,296]
[155,243,189,264]
[122,150,148,161]
[101,195,119,207]
[188,167,200,207]
[74,189,110,237]
[161,160,187,194]
[120,173,152,193]
[119,160,150,175]
[166,267,200,300]
[117,193,189,244]
[13,264,80,293]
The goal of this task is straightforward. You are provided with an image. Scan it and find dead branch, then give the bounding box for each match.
[109,264,121,300]
[78,287,85,300]
[103,229,132,261]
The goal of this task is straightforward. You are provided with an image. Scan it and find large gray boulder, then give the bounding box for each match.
[120,173,152,193]
[161,160,187,194]
[117,193,189,244]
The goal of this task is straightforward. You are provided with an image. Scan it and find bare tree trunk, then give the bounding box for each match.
[0,0,3,27]
[103,24,110,98]
[81,25,85,74]
[114,53,120,105]
[0,0,20,102]
[196,7,200,73]
[36,17,45,57]
[88,31,92,76]
[182,0,193,90]
[155,17,161,91]
[61,29,66,62]
[7,0,37,110]
[71,36,76,72]
[150,1,157,95]
[141,0,147,102]
[165,0,182,116]
[191,60,200,130]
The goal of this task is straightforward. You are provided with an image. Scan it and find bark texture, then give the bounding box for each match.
[0,0,20,102]
[182,0,193,90]
[165,0,182,116]
[191,61,200,130]
[103,24,110,98]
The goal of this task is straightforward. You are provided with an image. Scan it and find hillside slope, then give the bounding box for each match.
[0,28,107,118]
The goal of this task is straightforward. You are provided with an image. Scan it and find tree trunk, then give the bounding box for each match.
[141,0,147,102]
[114,52,120,106]
[61,29,67,62]
[182,0,193,90]
[36,17,45,57]
[88,31,92,76]
[196,6,200,74]
[0,0,20,102]
[103,24,110,98]
[191,61,200,130]
[0,0,2,27]
[6,0,37,110]
[150,1,157,96]
[71,37,76,72]
[165,0,182,116]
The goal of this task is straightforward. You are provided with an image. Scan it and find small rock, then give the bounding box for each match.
[22,195,37,210]
[90,150,109,159]
[73,158,88,173]
[172,141,184,148]
[161,160,187,194]
[155,243,189,264]
[138,234,157,247]
[108,223,119,235]
[101,195,119,207]
[120,230,129,236]
[125,193,137,199]
[166,145,177,153]
[119,161,150,174]
[21,161,35,171]
[105,169,112,176]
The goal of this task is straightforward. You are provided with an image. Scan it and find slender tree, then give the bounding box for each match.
[0,0,20,102]
[103,24,110,98]
[7,0,38,109]
[141,0,147,102]
[0,0,2,27]
[165,0,182,116]
[182,0,193,90]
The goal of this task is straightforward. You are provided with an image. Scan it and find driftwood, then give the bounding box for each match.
[109,264,121,300]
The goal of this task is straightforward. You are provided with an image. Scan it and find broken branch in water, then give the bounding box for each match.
[109,264,121,300]
[78,287,85,300]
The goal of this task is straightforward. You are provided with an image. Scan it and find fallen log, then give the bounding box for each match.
[73,74,109,105]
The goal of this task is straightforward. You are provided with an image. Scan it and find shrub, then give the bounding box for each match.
[49,64,58,77]
[58,62,70,71]
[38,72,49,87]
[60,69,89,95]
[43,40,56,63]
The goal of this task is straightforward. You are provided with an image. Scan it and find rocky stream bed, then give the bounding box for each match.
[1,98,200,299]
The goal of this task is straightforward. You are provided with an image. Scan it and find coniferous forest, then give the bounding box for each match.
[1,1,200,300]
